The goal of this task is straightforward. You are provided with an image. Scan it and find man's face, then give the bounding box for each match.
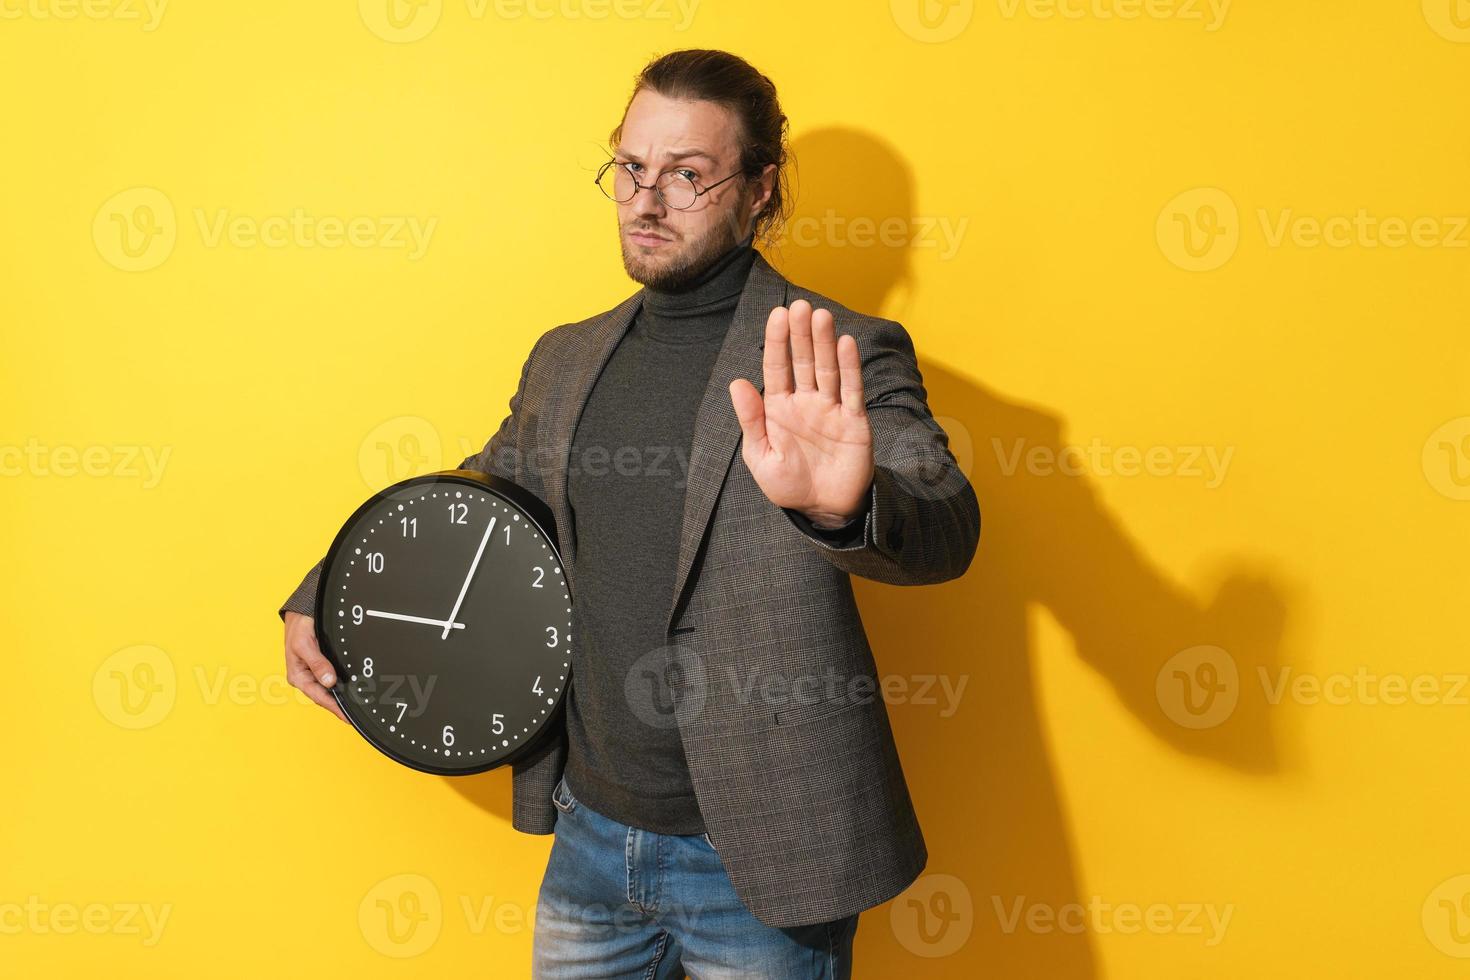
[612,88,772,290]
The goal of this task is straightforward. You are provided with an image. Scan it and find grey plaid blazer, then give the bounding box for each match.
[280,251,980,928]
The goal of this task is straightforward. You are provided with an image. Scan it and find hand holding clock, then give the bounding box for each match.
[728,299,874,529]
[283,611,347,723]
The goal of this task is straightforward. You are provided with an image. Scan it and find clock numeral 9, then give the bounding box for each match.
[366,552,384,573]
[352,604,364,625]
[442,725,455,747]
[448,502,468,524]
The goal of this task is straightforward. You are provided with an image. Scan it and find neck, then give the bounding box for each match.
[642,231,758,319]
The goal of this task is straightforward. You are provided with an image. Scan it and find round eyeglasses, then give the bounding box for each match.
[594,158,748,210]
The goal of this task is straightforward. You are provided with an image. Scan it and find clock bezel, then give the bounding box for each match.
[313,468,570,776]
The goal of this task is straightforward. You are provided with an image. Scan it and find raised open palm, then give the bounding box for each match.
[728,298,875,528]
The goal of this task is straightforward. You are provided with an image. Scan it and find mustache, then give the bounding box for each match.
[626,225,674,239]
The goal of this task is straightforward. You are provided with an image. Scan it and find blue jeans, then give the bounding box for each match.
[531,773,860,979]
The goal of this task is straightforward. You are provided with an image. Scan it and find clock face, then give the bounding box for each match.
[314,471,570,775]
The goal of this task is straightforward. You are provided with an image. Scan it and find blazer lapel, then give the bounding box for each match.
[539,252,789,628]
[542,289,642,595]
[665,253,786,630]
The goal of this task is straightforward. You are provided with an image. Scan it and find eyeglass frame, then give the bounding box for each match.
[593,152,759,210]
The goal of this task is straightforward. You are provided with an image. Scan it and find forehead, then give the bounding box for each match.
[617,89,740,162]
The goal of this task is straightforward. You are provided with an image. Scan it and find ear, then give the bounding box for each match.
[748,162,777,221]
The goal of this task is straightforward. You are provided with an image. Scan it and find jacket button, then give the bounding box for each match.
[886,517,905,552]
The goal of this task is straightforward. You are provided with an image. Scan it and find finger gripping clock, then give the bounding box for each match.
[313,470,571,775]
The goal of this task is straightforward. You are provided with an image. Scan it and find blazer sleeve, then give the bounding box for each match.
[779,318,980,586]
[276,333,547,621]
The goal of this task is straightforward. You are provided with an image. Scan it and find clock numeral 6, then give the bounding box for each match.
[442,725,455,747]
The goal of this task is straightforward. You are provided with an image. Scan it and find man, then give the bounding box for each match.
[280,48,979,979]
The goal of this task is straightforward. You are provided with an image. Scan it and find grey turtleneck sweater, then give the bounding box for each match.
[560,233,864,835]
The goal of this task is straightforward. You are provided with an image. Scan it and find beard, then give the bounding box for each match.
[618,210,744,292]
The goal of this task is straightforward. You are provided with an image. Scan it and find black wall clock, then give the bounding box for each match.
[313,470,571,775]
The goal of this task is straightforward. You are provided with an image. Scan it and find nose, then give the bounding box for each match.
[629,180,666,220]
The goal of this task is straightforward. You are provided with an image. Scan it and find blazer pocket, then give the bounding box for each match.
[772,694,870,728]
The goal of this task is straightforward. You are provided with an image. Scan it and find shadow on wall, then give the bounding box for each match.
[445,125,1296,979]
[769,126,1295,978]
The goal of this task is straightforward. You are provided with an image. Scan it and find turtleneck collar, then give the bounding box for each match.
[637,231,758,344]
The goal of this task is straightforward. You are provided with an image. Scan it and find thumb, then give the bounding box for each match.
[729,379,768,457]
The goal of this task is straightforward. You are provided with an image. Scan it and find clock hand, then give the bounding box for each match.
[364,610,466,630]
[443,516,496,640]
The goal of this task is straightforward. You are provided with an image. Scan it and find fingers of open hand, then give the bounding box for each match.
[788,299,819,393]
[809,305,842,401]
[763,304,793,396]
[728,378,768,455]
[837,333,866,417]
[767,300,854,408]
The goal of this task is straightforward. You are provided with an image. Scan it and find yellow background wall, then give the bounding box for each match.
[4,1,1467,976]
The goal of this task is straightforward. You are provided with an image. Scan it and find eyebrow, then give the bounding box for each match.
[614,147,716,166]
